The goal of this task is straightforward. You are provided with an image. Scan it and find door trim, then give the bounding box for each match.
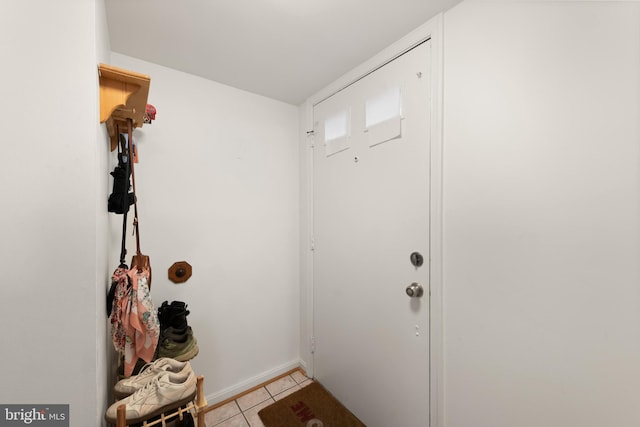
[299,12,444,427]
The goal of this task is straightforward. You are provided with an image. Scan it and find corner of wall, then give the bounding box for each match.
[94,0,112,424]
[298,100,315,376]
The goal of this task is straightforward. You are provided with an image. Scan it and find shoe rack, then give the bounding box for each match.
[114,376,208,427]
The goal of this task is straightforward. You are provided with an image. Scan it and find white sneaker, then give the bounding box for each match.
[105,370,197,424]
[114,358,192,398]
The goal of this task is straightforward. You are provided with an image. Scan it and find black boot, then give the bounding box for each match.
[155,300,198,362]
[157,301,190,334]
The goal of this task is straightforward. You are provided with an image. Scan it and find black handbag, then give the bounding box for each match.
[107,134,135,214]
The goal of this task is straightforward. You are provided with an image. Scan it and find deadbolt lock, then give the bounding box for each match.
[410,251,424,267]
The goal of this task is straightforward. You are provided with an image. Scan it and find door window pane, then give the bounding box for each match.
[365,87,402,128]
[324,109,349,142]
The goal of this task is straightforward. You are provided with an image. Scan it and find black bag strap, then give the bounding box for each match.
[117,131,130,268]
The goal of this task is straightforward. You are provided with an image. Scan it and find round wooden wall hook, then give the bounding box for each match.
[168,261,192,284]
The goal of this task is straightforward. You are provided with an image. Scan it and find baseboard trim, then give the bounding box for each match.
[203,359,304,410]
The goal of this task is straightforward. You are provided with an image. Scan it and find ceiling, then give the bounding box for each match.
[105,0,460,105]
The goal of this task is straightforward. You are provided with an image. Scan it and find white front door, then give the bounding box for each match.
[312,40,432,427]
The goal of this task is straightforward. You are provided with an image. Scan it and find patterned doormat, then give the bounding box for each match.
[258,381,366,427]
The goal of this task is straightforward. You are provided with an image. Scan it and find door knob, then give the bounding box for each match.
[405,282,424,298]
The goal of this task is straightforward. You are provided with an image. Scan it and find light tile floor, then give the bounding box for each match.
[204,370,313,427]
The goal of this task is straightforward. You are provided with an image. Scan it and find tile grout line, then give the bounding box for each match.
[241,410,251,427]
[209,400,240,427]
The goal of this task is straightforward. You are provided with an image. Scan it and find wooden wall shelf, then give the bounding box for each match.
[98,63,150,151]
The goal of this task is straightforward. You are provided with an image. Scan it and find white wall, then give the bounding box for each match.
[109,53,301,403]
[442,2,640,426]
[0,0,110,425]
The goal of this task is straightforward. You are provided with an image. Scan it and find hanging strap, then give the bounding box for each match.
[128,119,143,265]
[118,126,130,267]
[125,119,151,286]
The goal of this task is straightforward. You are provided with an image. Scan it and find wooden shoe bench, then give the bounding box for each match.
[114,375,207,427]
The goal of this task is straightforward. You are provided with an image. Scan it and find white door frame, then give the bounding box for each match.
[299,13,444,427]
